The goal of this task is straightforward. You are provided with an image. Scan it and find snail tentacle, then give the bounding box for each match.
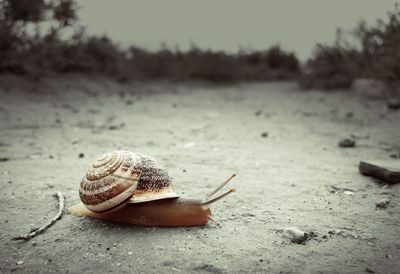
[205,173,236,200]
[201,188,236,206]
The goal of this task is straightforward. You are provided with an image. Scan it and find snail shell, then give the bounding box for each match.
[79,150,179,212]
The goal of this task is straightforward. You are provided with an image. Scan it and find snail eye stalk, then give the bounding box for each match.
[201,188,236,206]
[204,173,236,201]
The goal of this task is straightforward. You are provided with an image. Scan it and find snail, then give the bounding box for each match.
[68,150,236,227]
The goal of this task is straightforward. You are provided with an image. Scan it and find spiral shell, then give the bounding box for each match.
[79,150,179,212]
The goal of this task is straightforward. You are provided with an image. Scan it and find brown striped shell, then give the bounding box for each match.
[79,150,179,212]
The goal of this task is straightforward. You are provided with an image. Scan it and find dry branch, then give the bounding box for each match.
[12,192,65,241]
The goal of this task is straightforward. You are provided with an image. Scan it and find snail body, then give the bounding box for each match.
[69,198,211,227]
[68,150,235,227]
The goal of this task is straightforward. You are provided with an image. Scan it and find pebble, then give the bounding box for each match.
[183,142,196,148]
[78,153,84,158]
[16,260,24,265]
[338,138,355,148]
[375,198,390,209]
[328,229,342,235]
[283,227,308,244]
[308,231,318,238]
[108,123,125,130]
[359,161,400,184]
[241,212,256,217]
[192,264,223,273]
[365,266,376,273]
[387,98,400,110]
[261,132,268,138]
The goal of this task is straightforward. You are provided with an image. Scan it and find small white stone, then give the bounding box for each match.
[283,227,308,244]
[16,260,24,265]
[183,142,196,148]
[376,198,390,208]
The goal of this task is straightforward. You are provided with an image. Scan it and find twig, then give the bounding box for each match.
[12,192,65,241]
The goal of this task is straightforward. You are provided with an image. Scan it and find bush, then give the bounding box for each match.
[0,0,301,82]
[354,5,400,90]
[298,44,358,90]
[300,4,400,91]
[123,44,300,83]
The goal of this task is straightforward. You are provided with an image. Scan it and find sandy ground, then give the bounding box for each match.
[0,75,399,274]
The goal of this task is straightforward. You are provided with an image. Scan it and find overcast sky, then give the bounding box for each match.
[78,0,398,60]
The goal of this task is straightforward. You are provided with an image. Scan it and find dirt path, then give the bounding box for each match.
[1,75,399,273]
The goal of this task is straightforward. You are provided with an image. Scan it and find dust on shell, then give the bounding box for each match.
[134,153,172,192]
[127,153,180,202]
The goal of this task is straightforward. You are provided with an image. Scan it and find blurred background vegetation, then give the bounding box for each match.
[0,0,398,91]
[299,4,400,92]
[0,0,300,82]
